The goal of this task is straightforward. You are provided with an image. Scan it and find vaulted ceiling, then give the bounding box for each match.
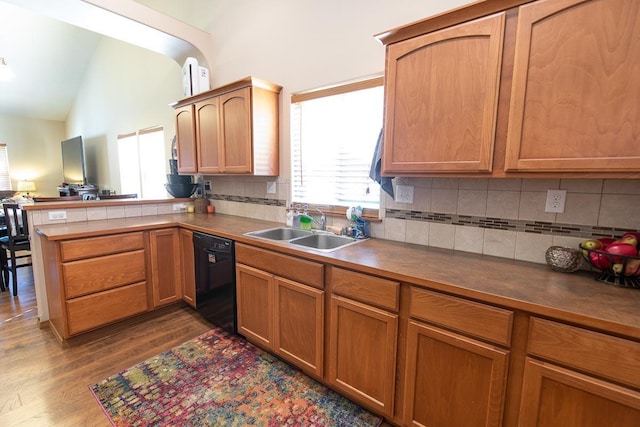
[0,0,211,123]
[0,1,101,121]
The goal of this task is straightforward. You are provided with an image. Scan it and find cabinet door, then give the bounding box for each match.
[195,97,222,173]
[328,295,397,418]
[236,263,274,350]
[175,104,197,174]
[274,277,324,378]
[404,320,509,427]
[506,0,640,171]
[148,229,182,307]
[518,358,640,427]
[383,13,505,174]
[220,87,252,173]
[179,229,195,307]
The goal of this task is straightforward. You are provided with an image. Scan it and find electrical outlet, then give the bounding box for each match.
[545,189,567,213]
[173,203,187,212]
[395,185,414,204]
[204,181,211,191]
[266,181,276,194]
[48,210,67,220]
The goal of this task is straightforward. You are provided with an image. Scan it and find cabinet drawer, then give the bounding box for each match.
[66,281,148,335]
[63,250,146,298]
[410,287,513,346]
[235,243,323,289]
[528,317,640,389]
[331,267,399,312]
[60,232,145,262]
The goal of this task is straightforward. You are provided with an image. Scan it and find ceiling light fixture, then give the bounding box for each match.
[0,57,16,82]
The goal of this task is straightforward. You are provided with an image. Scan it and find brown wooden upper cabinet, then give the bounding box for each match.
[377,0,640,178]
[173,76,281,175]
[382,12,505,174]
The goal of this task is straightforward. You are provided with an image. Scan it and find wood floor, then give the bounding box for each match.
[0,268,213,427]
[1,269,394,427]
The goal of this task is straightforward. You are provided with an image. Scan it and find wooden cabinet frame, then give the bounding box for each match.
[403,320,509,427]
[173,77,281,176]
[378,0,640,178]
[518,358,640,426]
[328,295,398,418]
[148,228,182,308]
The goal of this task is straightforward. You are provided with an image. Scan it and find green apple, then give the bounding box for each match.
[612,263,624,274]
[581,239,603,252]
[618,236,638,249]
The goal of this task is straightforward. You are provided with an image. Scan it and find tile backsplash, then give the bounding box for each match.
[206,176,640,266]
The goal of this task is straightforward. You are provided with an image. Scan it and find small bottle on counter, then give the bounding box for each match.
[293,204,301,228]
[286,203,294,227]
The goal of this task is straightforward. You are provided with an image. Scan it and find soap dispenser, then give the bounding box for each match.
[292,204,301,228]
[286,203,294,227]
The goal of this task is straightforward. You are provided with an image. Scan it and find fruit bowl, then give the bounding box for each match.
[580,243,640,289]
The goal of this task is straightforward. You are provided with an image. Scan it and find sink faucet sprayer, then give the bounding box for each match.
[314,208,327,230]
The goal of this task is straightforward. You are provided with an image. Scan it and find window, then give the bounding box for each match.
[117,126,166,198]
[0,144,11,190]
[291,77,384,214]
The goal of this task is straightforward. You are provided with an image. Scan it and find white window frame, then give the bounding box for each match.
[0,144,11,190]
[290,76,383,219]
[117,126,166,199]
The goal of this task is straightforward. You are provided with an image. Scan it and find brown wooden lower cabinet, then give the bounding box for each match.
[236,263,274,348]
[42,231,150,340]
[328,295,398,418]
[518,317,640,426]
[273,277,324,377]
[179,228,196,307]
[66,281,148,336]
[403,320,510,427]
[518,358,640,427]
[235,262,325,378]
[148,228,182,307]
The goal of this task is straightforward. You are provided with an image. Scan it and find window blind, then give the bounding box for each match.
[290,78,383,212]
[0,144,12,190]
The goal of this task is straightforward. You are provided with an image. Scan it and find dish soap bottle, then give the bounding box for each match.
[286,203,294,227]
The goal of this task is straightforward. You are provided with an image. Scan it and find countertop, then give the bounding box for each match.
[35,212,640,341]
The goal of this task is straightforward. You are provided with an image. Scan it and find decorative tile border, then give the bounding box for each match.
[385,209,635,239]
[209,194,286,207]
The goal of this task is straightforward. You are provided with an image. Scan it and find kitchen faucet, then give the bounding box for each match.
[314,208,326,230]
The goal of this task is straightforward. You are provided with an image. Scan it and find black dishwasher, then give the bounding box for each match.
[193,231,236,333]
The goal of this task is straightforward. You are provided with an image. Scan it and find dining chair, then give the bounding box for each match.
[0,203,32,296]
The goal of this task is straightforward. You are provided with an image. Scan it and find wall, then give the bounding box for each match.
[193,0,640,265]
[66,36,183,194]
[0,115,66,195]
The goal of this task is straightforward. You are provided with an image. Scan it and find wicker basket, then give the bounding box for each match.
[545,246,582,273]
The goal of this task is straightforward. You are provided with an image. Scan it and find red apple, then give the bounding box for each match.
[618,236,639,249]
[622,232,640,241]
[605,242,637,263]
[624,259,640,276]
[597,237,616,247]
[589,251,611,270]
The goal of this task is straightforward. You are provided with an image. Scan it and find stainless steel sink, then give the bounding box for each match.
[289,233,361,252]
[245,227,365,252]
[245,227,313,240]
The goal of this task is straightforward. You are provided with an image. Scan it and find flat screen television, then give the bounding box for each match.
[61,136,86,185]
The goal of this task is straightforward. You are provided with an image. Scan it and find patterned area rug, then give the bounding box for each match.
[90,327,382,426]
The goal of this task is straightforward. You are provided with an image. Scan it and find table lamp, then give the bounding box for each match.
[17,180,36,197]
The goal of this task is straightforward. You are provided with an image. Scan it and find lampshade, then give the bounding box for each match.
[0,58,16,82]
[17,180,36,192]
